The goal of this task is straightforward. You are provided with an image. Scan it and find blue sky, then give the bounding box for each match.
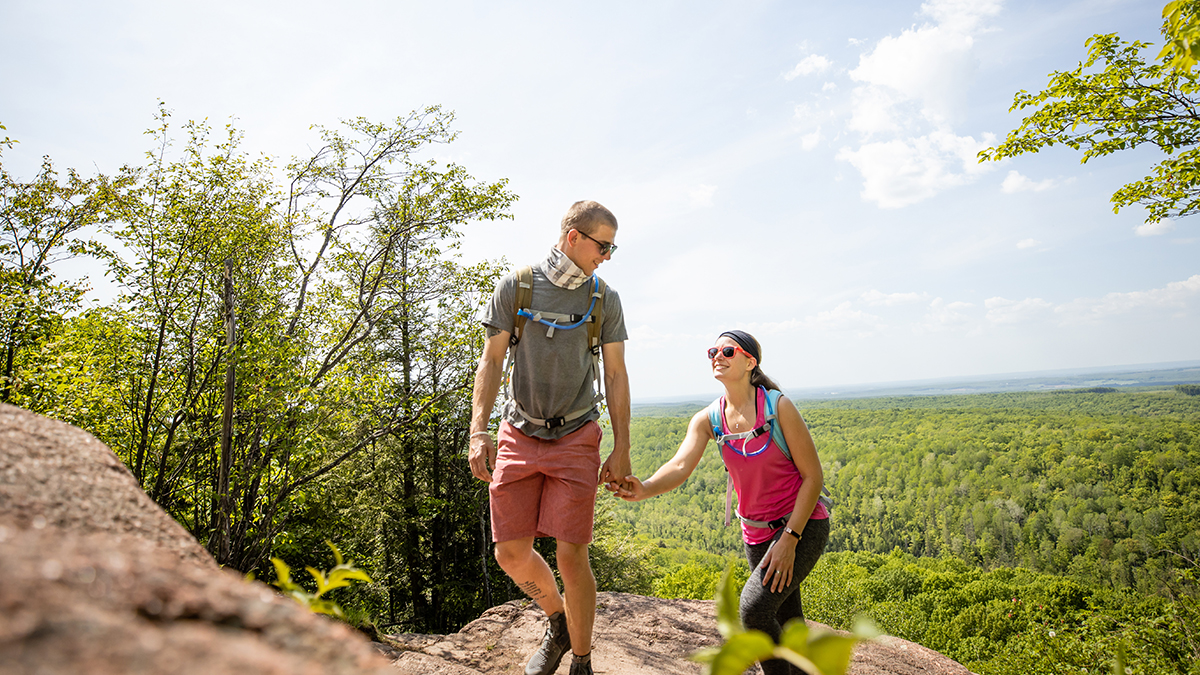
[2,0,1195,399]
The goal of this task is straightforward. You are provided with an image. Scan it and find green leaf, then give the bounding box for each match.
[804,632,860,675]
[714,563,743,639]
[270,557,292,588]
[707,631,776,675]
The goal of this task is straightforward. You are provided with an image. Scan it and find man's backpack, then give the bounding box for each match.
[504,265,607,430]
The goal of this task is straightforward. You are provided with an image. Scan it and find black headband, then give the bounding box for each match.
[718,330,760,364]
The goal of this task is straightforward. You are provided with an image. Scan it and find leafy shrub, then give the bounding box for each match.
[270,541,371,619]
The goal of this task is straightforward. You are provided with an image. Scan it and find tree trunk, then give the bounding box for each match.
[209,258,236,563]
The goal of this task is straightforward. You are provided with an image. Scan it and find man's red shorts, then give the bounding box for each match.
[489,420,602,544]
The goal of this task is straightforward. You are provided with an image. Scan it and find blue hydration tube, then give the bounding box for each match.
[516,277,599,331]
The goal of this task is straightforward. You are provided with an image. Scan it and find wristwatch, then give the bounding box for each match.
[783,526,801,541]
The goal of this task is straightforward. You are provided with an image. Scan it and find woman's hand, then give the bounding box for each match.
[759,535,798,593]
[608,475,648,502]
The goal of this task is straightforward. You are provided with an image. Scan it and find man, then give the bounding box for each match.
[468,200,631,675]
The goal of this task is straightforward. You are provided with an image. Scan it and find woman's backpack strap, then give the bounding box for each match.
[764,388,791,461]
[706,398,724,444]
[765,388,834,511]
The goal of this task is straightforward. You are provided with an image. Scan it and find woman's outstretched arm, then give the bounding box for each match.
[610,409,713,502]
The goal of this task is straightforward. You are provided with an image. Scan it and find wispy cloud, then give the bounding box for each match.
[836,129,995,208]
[805,301,887,336]
[1016,238,1040,249]
[1001,170,1057,193]
[1057,274,1200,322]
[861,289,928,305]
[1134,219,1174,236]
[918,297,976,332]
[786,54,833,80]
[689,184,717,208]
[985,296,1053,324]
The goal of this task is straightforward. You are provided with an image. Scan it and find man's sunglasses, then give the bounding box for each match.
[708,345,753,360]
[577,229,618,255]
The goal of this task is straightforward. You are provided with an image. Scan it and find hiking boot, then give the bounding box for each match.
[568,652,593,675]
[524,611,570,675]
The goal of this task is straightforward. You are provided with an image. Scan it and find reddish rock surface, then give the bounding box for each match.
[383,592,979,675]
[0,404,393,675]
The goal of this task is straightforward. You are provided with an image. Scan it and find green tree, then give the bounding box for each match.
[89,104,515,578]
[1160,1,1200,73]
[979,5,1200,224]
[0,145,123,402]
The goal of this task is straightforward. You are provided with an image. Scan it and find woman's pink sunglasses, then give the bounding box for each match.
[707,345,753,360]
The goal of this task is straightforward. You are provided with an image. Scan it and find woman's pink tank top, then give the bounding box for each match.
[718,387,828,545]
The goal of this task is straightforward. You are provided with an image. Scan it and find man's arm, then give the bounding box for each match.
[598,340,631,488]
[468,330,511,482]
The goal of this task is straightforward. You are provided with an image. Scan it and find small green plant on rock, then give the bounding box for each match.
[270,541,371,618]
[692,565,877,675]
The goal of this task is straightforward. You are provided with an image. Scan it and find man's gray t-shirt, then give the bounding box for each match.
[483,265,628,440]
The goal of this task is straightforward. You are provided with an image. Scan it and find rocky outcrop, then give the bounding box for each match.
[0,403,394,675]
[383,592,979,675]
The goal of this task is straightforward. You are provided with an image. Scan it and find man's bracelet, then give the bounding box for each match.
[470,431,492,440]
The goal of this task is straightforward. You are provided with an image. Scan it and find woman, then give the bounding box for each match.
[611,330,829,675]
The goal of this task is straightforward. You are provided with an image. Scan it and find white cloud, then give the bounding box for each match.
[836,129,996,208]
[822,82,837,92]
[806,301,886,336]
[861,289,927,305]
[846,86,899,136]
[920,0,1003,32]
[1057,274,1200,322]
[1016,238,1040,249]
[689,184,717,208]
[801,129,822,150]
[831,0,1004,207]
[850,25,976,123]
[786,54,833,80]
[1134,219,1175,236]
[918,297,975,332]
[848,37,865,46]
[985,296,1053,324]
[1001,170,1057,193]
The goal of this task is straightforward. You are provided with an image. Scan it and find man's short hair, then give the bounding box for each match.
[560,200,618,237]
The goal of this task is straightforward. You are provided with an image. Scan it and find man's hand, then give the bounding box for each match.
[469,434,498,482]
[599,445,632,492]
[607,474,647,501]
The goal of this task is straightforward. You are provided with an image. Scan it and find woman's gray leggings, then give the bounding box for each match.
[740,517,830,675]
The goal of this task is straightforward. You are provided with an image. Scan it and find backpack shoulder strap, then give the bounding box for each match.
[765,389,834,510]
[587,276,606,356]
[586,275,607,403]
[765,389,791,461]
[510,265,533,345]
[707,397,725,445]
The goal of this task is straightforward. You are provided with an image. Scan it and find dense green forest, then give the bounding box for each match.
[609,388,1200,673]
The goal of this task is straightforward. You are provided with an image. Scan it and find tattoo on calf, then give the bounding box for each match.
[518,579,548,601]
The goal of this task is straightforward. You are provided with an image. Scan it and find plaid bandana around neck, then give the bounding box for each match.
[542,247,591,290]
